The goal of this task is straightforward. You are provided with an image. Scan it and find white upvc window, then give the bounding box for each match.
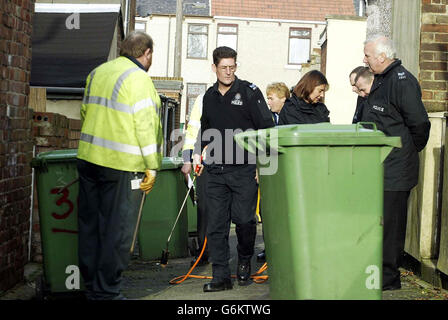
[288,28,311,65]
[217,24,238,51]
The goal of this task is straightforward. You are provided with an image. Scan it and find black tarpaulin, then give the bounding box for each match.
[31,9,119,88]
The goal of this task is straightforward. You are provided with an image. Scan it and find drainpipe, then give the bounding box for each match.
[167,16,172,77]
[28,145,35,262]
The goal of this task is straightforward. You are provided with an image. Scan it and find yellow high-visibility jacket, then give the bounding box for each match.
[182,94,203,162]
[77,56,163,172]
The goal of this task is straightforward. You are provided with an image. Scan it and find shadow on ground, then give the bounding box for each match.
[1,224,448,301]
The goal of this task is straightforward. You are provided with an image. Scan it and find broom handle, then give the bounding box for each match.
[166,175,197,244]
[130,191,146,254]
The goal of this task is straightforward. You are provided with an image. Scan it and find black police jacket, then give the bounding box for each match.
[361,59,431,191]
[352,96,367,124]
[200,77,275,172]
[278,94,330,125]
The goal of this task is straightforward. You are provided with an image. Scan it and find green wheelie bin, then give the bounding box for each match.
[234,123,401,300]
[137,157,190,260]
[31,149,84,296]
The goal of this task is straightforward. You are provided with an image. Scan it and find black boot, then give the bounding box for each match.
[256,250,266,262]
[203,279,233,292]
[237,261,251,286]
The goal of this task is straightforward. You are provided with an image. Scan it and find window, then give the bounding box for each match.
[135,21,146,32]
[217,24,238,50]
[187,24,208,59]
[186,83,207,122]
[288,28,311,65]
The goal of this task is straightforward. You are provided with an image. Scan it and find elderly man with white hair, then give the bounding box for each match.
[361,35,431,291]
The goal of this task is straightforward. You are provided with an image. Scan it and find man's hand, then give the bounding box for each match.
[181,163,192,183]
[140,169,157,194]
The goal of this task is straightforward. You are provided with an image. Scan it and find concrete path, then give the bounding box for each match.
[1,224,448,301]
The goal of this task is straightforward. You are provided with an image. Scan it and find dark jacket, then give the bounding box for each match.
[352,95,367,124]
[361,59,431,191]
[278,94,330,125]
[200,77,275,172]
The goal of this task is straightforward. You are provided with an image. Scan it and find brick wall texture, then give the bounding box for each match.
[212,0,355,21]
[0,0,35,293]
[420,0,448,112]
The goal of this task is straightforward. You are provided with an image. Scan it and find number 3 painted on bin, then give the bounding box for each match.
[50,188,74,220]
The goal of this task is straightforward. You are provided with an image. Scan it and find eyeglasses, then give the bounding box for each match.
[218,65,236,72]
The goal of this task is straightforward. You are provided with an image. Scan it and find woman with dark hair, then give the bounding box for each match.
[278,70,330,125]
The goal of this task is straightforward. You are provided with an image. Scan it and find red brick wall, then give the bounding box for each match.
[420,0,448,111]
[211,0,355,22]
[0,0,35,293]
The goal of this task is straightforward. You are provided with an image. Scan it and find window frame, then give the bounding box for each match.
[134,20,147,32]
[216,23,238,51]
[287,27,312,65]
[186,83,207,123]
[187,23,209,60]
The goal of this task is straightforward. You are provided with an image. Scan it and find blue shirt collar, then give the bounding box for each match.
[123,55,146,71]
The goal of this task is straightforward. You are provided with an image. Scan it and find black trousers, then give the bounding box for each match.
[77,159,144,299]
[383,190,410,287]
[205,165,258,282]
[196,168,209,259]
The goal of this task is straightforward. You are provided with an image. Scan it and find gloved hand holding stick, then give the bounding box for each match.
[130,169,157,254]
[160,147,207,266]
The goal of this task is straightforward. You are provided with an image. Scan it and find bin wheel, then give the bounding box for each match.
[188,237,199,257]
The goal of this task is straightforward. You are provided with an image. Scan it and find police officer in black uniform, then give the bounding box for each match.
[349,66,369,124]
[362,35,431,291]
[196,46,274,292]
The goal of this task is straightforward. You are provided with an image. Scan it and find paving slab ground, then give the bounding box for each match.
[1,224,448,302]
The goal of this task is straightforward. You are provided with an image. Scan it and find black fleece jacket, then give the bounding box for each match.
[278,94,330,125]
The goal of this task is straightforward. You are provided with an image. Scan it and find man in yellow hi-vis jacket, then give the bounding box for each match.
[181,94,209,266]
[77,31,163,300]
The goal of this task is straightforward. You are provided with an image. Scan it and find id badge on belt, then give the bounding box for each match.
[131,173,142,190]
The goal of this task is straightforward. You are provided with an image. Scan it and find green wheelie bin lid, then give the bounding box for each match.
[275,122,401,147]
[31,152,183,171]
[31,149,78,170]
[234,122,401,155]
[161,157,184,170]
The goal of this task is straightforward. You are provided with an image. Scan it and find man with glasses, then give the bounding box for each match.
[195,46,274,292]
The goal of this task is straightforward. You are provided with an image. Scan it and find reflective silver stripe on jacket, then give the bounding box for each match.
[81,133,160,156]
[84,96,134,113]
[111,67,140,101]
[187,119,201,128]
[83,67,156,114]
[141,143,161,156]
[133,97,158,114]
[82,69,96,104]
[83,96,157,114]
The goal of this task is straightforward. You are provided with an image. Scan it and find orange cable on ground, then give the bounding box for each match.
[169,237,269,285]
